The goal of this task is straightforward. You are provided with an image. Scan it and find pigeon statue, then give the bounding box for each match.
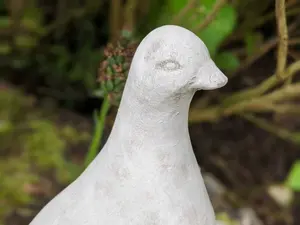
[30,25,228,225]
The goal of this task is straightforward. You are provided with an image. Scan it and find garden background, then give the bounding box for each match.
[1,0,300,224]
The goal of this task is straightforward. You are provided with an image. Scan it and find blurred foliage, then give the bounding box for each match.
[0,85,89,223]
[286,160,300,191]
[1,0,105,105]
[167,0,238,66]
[216,212,238,225]
[1,0,300,224]
[1,0,241,106]
[96,31,137,105]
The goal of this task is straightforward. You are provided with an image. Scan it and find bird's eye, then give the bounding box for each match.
[155,59,182,71]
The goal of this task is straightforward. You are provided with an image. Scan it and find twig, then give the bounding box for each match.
[231,37,278,77]
[223,83,300,115]
[288,38,300,45]
[189,61,300,123]
[226,15,300,79]
[222,7,300,52]
[229,6,300,42]
[193,0,228,33]
[242,114,300,144]
[276,0,289,79]
[172,0,197,24]
[223,60,300,105]
[270,104,300,114]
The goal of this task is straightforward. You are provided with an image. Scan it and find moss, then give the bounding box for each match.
[0,156,38,221]
[0,86,89,223]
[23,119,66,171]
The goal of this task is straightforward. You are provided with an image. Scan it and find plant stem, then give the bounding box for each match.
[123,0,138,31]
[109,0,122,43]
[84,95,110,167]
[276,0,289,79]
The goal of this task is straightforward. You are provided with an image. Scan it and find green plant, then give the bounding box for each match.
[87,0,300,167]
[0,86,89,223]
[286,161,300,192]
[85,31,138,167]
[87,0,300,172]
[163,0,239,71]
[2,0,105,106]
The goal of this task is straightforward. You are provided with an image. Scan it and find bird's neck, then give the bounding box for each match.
[105,80,194,152]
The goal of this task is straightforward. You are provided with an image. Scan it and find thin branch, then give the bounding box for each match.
[288,38,300,45]
[189,61,300,123]
[242,114,300,144]
[222,7,300,50]
[270,104,300,114]
[223,83,300,115]
[255,7,300,28]
[231,37,278,77]
[232,6,300,41]
[193,0,228,33]
[276,0,289,79]
[172,0,197,24]
[223,60,300,105]
[226,15,300,78]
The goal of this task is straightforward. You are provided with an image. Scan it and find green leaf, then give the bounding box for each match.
[197,1,237,57]
[215,51,240,71]
[168,0,189,13]
[286,161,300,191]
[105,80,114,92]
[162,0,237,57]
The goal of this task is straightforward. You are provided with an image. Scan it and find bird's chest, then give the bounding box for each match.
[90,182,212,225]
[88,159,214,225]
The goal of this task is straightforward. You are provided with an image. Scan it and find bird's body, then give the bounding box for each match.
[30,25,228,225]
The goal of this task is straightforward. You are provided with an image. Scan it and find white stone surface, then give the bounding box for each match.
[30,25,228,225]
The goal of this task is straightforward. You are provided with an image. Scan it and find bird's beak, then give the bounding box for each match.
[191,59,228,90]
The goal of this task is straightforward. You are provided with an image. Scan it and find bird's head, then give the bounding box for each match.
[127,25,228,104]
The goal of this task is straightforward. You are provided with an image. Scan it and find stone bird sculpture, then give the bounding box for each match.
[30,25,228,225]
